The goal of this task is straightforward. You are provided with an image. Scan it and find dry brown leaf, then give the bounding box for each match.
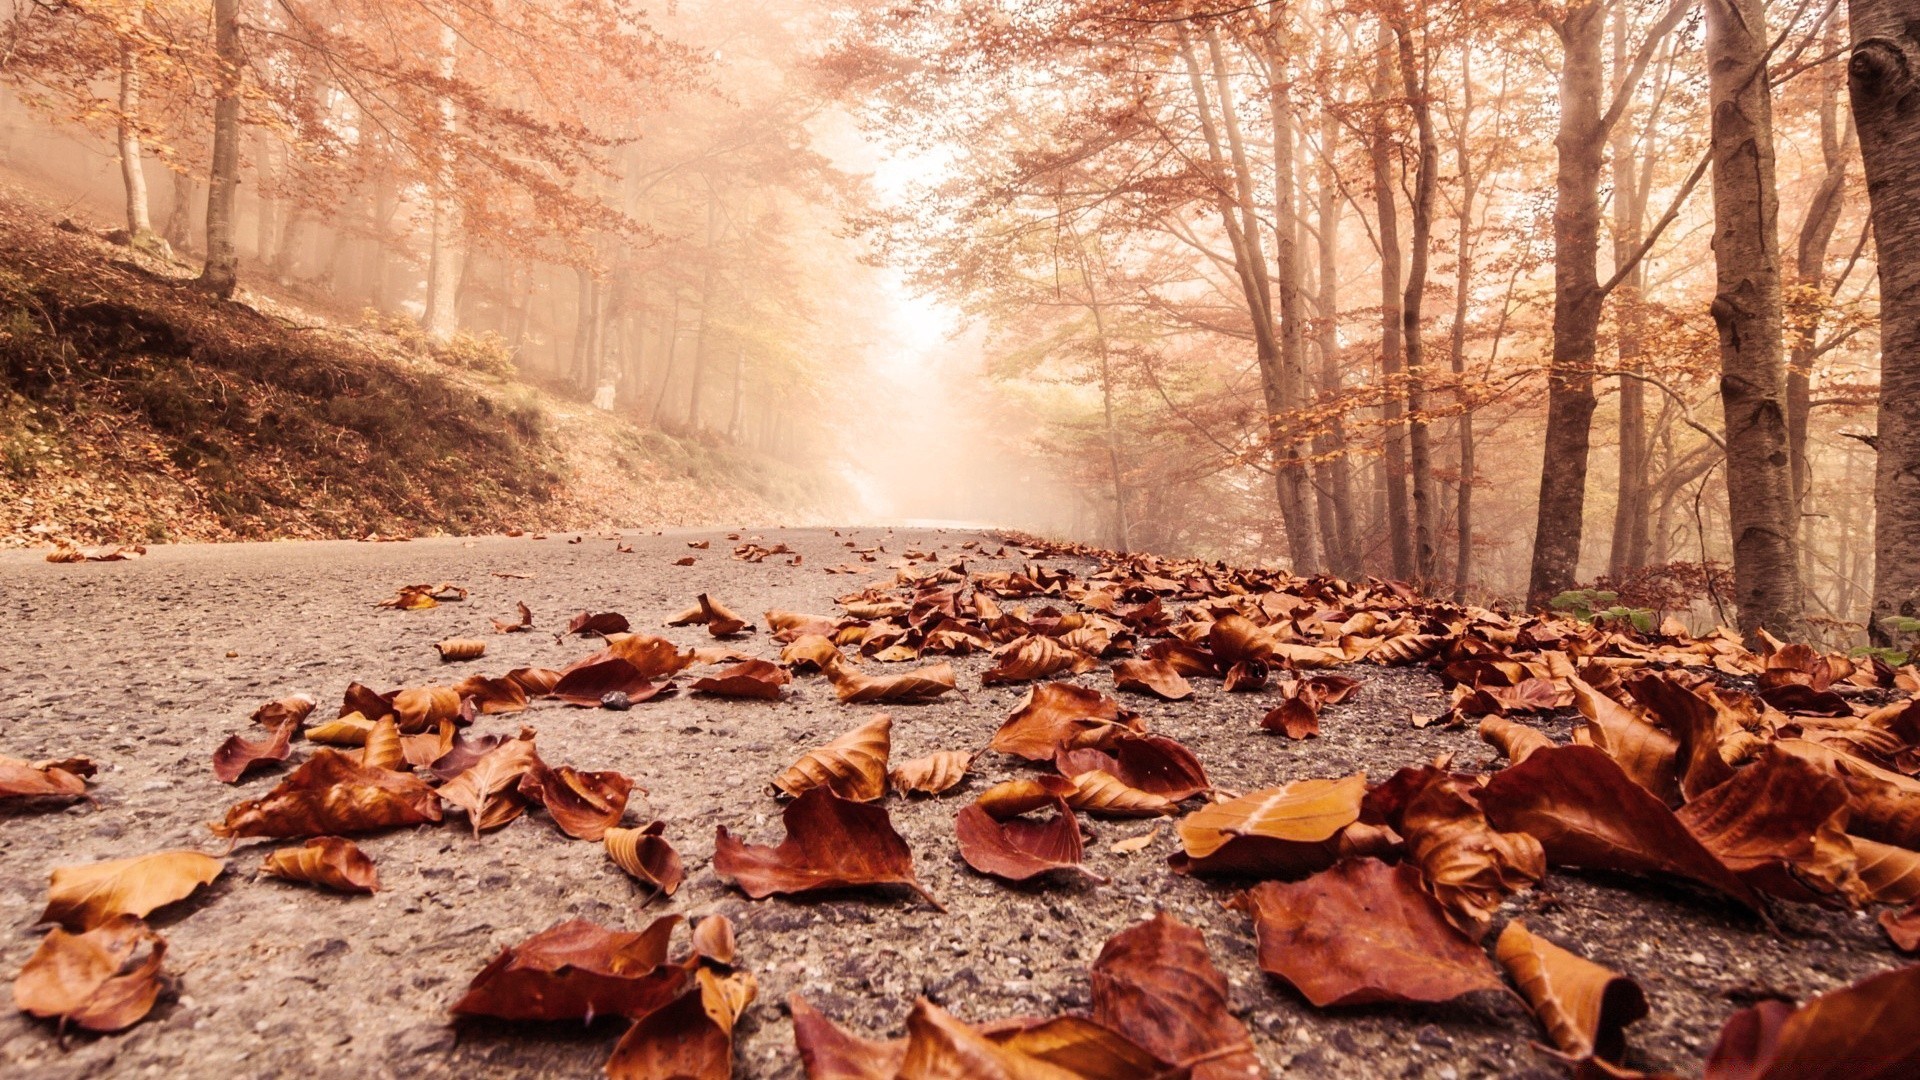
[1233,858,1509,1006]
[774,716,892,802]
[823,656,956,704]
[399,719,456,770]
[1627,673,1734,800]
[1110,824,1162,855]
[356,715,403,771]
[889,750,975,797]
[435,638,486,661]
[1054,733,1210,802]
[692,914,736,967]
[40,851,223,930]
[260,837,379,894]
[790,994,907,1078]
[551,654,673,708]
[11,915,168,1033]
[1479,745,1760,910]
[607,821,685,900]
[566,610,632,637]
[1063,770,1178,818]
[982,635,1099,685]
[955,793,1102,884]
[1089,913,1262,1079]
[438,731,542,835]
[520,761,635,841]
[1674,746,1863,904]
[1174,773,1367,878]
[1111,658,1193,701]
[606,967,757,1080]
[212,717,298,783]
[0,754,92,799]
[1882,903,1920,952]
[1364,765,1545,935]
[690,659,793,700]
[452,916,689,1022]
[991,682,1141,761]
[1206,614,1273,667]
[780,634,846,673]
[1702,962,1920,1079]
[1569,677,1680,804]
[1478,716,1557,765]
[1496,920,1648,1064]
[250,693,317,727]
[491,601,534,633]
[211,748,443,839]
[391,685,460,732]
[713,787,937,906]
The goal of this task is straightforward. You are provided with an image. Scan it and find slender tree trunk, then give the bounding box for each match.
[571,265,596,388]
[651,294,682,426]
[1315,96,1361,577]
[1608,13,1653,578]
[1089,296,1131,552]
[1262,16,1321,572]
[1852,3,1920,643]
[197,0,242,298]
[1393,12,1439,582]
[1370,37,1414,580]
[727,343,746,440]
[1526,2,1608,607]
[422,24,461,344]
[1705,0,1803,638]
[164,169,194,251]
[116,42,154,243]
[1450,44,1478,601]
[1787,33,1850,561]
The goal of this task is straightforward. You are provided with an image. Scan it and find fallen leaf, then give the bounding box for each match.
[11,915,168,1032]
[1570,677,1680,804]
[692,914,736,967]
[1854,837,1920,905]
[690,659,793,700]
[1222,659,1271,692]
[697,594,751,636]
[250,693,316,727]
[439,732,542,835]
[260,837,379,894]
[452,916,689,1022]
[1112,659,1193,701]
[780,634,846,672]
[521,761,635,841]
[605,634,695,679]
[1111,825,1162,855]
[824,656,957,703]
[606,967,757,1080]
[491,601,535,633]
[1365,765,1545,934]
[1063,771,1178,818]
[955,792,1103,884]
[1496,920,1648,1064]
[774,716,892,802]
[1173,774,1366,877]
[991,682,1141,761]
[1702,962,1920,1079]
[1479,745,1760,910]
[790,994,907,1078]
[40,851,223,930]
[306,714,375,745]
[713,787,937,906]
[391,685,461,732]
[975,775,1080,817]
[1882,903,1919,952]
[889,750,975,796]
[983,635,1098,685]
[1055,734,1210,801]
[399,719,457,770]
[357,715,404,771]
[566,610,633,637]
[607,821,685,900]
[1233,858,1509,1006]
[1478,716,1557,765]
[1674,746,1862,904]
[1206,615,1273,667]
[210,748,443,839]
[552,655,672,708]
[0,754,91,799]
[1088,913,1262,1079]
[435,638,486,661]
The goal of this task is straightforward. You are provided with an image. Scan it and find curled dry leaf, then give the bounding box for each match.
[435,638,486,661]
[1674,746,1862,904]
[1233,858,1509,1007]
[1089,913,1263,1080]
[1627,673,1735,800]
[607,821,684,900]
[210,748,442,839]
[991,682,1141,761]
[768,610,845,640]
[357,716,403,771]
[690,659,792,700]
[713,787,937,907]
[306,713,375,746]
[1479,716,1557,764]
[1479,745,1760,911]
[1063,771,1178,818]
[0,754,91,799]
[251,693,316,727]
[1495,920,1648,1064]
[824,656,956,704]
[790,994,906,1079]
[982,635,1098,685]
[1173,773,1366,878]
[521,761,634,841]
[670,593,751,636]
[491,601,534,633]
[212,716,299,784]
[399,719,456,770]
[1853,836,1920,905]
[1365,766,1544,935]
[1111,658,1193,701]
[40,851,224,931]
[605,634,694,680]
[1206,614,1273,668]
[955,793,1103,884]
[1222,658,1271,692]
[551,655,671,708]
[976,775,1079,818]
[438,731,542,835]
[566,610,632,637]
[452,916,689,1022]
[889,750,975,797]
[606,967,757,1080]
[391,685,460,733]
[1881,903,1920,953]
[692,914,736,967]
[774,716,891,802]
[1570,677,1680,804]
[260,837,379,894]
[1055,733,1210,801]
[1703,962,1920,1079]
[780,634,845,673]
[11,915,168,1033]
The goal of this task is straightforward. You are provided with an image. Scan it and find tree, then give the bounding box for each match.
[197,0,241,297]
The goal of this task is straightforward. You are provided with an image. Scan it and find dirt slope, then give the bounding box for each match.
[0,185,839,549]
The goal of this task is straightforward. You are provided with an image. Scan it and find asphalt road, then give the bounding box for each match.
[0,528,1901,1078]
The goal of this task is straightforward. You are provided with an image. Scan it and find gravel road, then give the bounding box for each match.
[0,527,1902,1078]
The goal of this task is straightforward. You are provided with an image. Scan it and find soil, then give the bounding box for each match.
[0,527,1902,1078]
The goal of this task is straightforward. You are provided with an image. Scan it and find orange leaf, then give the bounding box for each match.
[520,761,635,841]
[211,749,443,839]
[40,851,223,931]
[606,968,757,1080]
[690,659,793,700]
[990,682,1141,761]
[11,915,168,1032]
[260,837,379,893]
[452,916,688,1022]
[823,657,956,703]
[774,716,891,802]
[212,716,299,783]
[1703,963,1920,1078]
[713,787,937,906]
[606,821,684,900]
[1088,913,1261,1078]
[889,750,975,796]
[1496,921,1648,1063]
[1111,658,1193,701]
[954,794,1102,884]
[982,635,1098,685]
[438,732,542,835]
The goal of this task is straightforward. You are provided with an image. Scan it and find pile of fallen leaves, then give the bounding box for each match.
[6,530,1920,1078]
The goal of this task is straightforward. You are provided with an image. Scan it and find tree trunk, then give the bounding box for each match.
[1089,294,1131,552]
[727,343,746,440]
[116,42,154,242]
[651,294,682,426]
[197,0,242,298]
[1315,93,1361,577]
[1851,2,1920,643]
[1370,37,1414,580]
[422,24,461,344]
[1705,0,1804,638]
[1393,14,1439,582]
[1526,2,1608,608]
[1787,31,1850,561]
[1607,11,1654,579]
[1262,16,1320,573]
[1450,43,1478,601]
[164,169,194,251]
